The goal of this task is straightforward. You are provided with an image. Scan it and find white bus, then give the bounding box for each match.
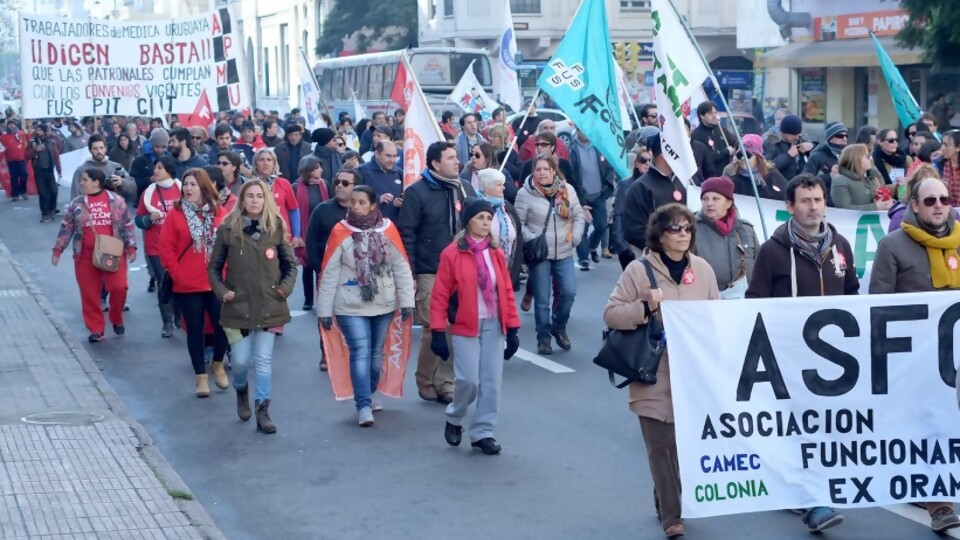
[314,47,494,121]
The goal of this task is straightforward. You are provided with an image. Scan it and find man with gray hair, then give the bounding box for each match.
[518,119,570,162]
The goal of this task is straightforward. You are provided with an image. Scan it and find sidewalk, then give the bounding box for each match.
[0,240,224,540]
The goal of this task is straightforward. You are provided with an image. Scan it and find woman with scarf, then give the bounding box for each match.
[476,168,522,289]
[208,179,297,434]
[317,186,414,427]
[251,148,302,249]
[941,131,960,207]
[721,134,788,200]
[514,155,584,355]
[460,143,517,204]
[294,156,330,311]
[692,177,759,299]
[135,156,181,338]
[873,128,913,186]
[831,144,893,211]
[430,198,521,455]
[107,133,140,172]
[216,151,248,212]
[160,168,229,398]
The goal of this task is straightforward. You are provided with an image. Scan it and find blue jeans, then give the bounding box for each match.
[530,256,576,342]
[231,330,276,402]
[576,194,609,261]
[337,313,393,410]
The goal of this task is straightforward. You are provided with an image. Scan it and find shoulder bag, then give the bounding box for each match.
[159,241,192,304]
[593,258,667,388]
[522,197,554,265]
[93,234,124,272]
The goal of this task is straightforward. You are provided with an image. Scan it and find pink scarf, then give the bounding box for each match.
[466,235,495,313]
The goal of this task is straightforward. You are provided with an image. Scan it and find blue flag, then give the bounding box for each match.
[872,33,922,128]
[537,0,629,179]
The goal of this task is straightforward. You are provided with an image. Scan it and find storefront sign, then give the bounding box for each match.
[815,10,910,41]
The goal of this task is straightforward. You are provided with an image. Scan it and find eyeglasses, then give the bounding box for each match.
[471,153,483,158]
[664,224,694,234]
[907,131,917,137]
[922,195,951,207]
[833,134,848,139]
[218,161,231,166]
[646,114,658,119]
[883,138,898,144]
[335,179,354,187]
[535,142,552,147]
[192,136,202,140]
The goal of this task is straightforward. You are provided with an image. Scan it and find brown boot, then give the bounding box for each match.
[236,386,251,421]
[255,399,276,434]
[210,361,229,390]
[195,374,210,398]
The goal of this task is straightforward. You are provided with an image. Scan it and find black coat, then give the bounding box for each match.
[764,134,808,180]
[130,152,159,200]
[622,167,687,251]
[305,198,349,270]
[275,140,312,181]
[803,143,840,205]
[568,142,617,200]
[396,171,477,275]
[691,123,733,179]
[313,146,342,191]
[729,168,788,201]
[690,139,709,185]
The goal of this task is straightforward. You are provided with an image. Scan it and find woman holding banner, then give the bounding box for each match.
[317,186,414,427]
[603,203,719,540]
[693,177,759,300]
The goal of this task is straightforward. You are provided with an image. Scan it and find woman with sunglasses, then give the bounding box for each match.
[460,143,517,203]
[216,151,248,213]
[519,132,576,189]
[831,144,893,211]
[293,156,330,311]
[873,128,913,186]
[603,203,719,539]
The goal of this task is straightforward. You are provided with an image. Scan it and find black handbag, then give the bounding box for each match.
[159,242,191,305]
[593,258,666,388]
[522,197,554,265]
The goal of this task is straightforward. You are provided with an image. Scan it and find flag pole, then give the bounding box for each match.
[499,88,541,174]
[666,0,769,239]
[300,47,331,125]
[401,53,445,141]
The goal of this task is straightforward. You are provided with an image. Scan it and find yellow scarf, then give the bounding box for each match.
[901,222,960,288]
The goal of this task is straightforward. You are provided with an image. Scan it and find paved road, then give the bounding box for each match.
[0,194,953,540]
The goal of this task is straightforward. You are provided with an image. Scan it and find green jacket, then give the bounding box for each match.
[830,167,883,211]
[207,220,297,330]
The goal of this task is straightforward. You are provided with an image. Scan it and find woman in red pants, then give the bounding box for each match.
[52,168,137,342]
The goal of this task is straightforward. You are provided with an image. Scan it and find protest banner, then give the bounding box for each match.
[18,8,249,118]
[687,187,889,290]
[59,148,90,188]
[661,292,960,518]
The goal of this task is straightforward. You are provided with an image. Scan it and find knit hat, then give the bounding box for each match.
[742,134,763,157]
[647,132,663,157]
[780,114,802,136]
[824,121,848,141]
[311,127,336,146]
[700,176,735,201]
[461,197,495,229]
[241,121,256,132]
[149,128,169,148]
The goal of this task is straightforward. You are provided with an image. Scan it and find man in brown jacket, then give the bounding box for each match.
[869,176,960,533]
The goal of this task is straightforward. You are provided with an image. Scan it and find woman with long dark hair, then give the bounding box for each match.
[135,155,181,337]
[108,132,140,172]
[460,142,518,203]
[873,128,913,186]
[216,150,247,212]
[294,155,330,310]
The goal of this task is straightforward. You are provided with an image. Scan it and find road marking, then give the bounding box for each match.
[883,504,960,538]
[513,348,575,373]
[289,310,310,318]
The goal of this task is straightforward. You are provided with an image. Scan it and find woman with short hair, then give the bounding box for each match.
[476,168,522,289]
[692,177,759,299]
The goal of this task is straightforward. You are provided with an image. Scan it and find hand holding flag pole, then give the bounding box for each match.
[498,88,541,174]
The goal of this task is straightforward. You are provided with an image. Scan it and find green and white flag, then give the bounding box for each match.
[651,0,710,183]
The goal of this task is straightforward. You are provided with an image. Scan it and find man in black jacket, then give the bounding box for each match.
[690,101,734,179]
[396,141,477,404]
[621,133,687,254]
[305,168,356,371]
[763,114,812,180]
[803,121,847,205]
[275,124,311,181]
[311,127,342,191]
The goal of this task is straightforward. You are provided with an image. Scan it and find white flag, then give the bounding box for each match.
[613,59,634,131]
[298,48,327,130]
[353,93,367,122]
[651,0,710,184]
[448,60,498,122]
[497,0,522,113]
[402,57,443,187]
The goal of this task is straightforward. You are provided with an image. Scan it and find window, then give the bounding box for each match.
[280,24,289,96]
[369,64,383,100]
[332,67,344,99]
[510,0,540,14]
[429,0,436,19]
[619,0,648,10]
[357,65,369,97]
[381,64,394,98]
[443,0,453,16]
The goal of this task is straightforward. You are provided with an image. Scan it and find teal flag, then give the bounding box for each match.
[537,0,629,179]
[872,33,922,128]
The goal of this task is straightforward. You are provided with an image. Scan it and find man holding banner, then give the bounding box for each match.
[745,173,857,532]
[869,175,960,532]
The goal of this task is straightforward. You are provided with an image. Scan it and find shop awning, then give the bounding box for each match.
[756,36,924,69]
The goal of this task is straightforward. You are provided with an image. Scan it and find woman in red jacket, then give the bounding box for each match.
[429,198,521,455]
[160,168,229,398]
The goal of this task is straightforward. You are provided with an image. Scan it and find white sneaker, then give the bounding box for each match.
[358,406,374,427]
[371,400,384,413]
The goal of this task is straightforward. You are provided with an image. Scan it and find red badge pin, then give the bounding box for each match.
[265,247,276,260]
[682,269,695,285]
[455,201,462,212]
[672,190,683,201]
[708,139,714,147]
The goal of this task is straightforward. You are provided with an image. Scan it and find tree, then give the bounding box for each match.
[316,0,417,57]
[897,0,960,68]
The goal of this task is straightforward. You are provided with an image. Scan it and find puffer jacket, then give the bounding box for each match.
[830,167,885,211]
[693,210,760,292]
[316,219,415,318]
[207,220,297,330]
[603,252,720,422]
[514,176,584,261]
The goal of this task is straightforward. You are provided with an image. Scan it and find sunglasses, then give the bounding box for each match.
[637,156,650,164]
[883,138,898,144]
[907,131,917,137]
[193,136,203,140]
[535,142,552,147]
[218,161,232,166]
[833,134,848,139]
[471,153,483,158]
[665,224,694,234]
[335,179,354,187]
[922,195,950,207]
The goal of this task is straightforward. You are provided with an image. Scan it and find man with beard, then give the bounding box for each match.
[207,123,253,176]
[71,135,134,204]
[690,101,735,178]
[803,121,847,205]
[274,124,311,180]
[167,128,209,179]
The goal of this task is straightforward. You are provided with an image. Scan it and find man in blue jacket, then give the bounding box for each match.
[359,140,404,221]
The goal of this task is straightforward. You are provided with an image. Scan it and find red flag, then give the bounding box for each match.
[390,61,411,109]
[179,90,215,129]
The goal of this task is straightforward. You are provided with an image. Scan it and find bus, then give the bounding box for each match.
[314,47,493,121]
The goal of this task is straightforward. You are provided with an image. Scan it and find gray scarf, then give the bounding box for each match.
[787,218,833,267]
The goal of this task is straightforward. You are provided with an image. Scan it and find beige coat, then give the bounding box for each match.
[603,252,720,422]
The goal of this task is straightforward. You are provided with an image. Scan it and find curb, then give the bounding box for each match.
[0,240,227,540]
